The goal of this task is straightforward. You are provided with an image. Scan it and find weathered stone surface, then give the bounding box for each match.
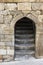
[4,55,13,62]
[4,15,12,24]
[0,55,3,60]
[5,41,14,46]
[38,15,43,22]
[0,0,36,2]
[7,47,14,55]
[32,3,40,10]
[18,3,31,10]
[0,15,3,24]
[0,3,5,11]
[3,55,13,61]
[31,11,41,17]
[32,3,43,10]
[22,10,31,14]
[0,42,5,46]
[40,3,43,10]
[0,10,10,15]
[36,0,39,2]
[0,35,4,40]
[5,3,17,10]
[14,0,36,2]
[40,0,43,2]
[38,34,43,56]
[0,24,5,34]
[0,2,42,60]
[4,35,12,42]
[0,49,6,55]
[3,0,14,2]
[3,28,14,35]
[2,25,14,35]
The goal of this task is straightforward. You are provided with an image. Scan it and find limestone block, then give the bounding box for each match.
[4,15,12,24]
[0,3,5,11]
[38,34,43,56]
[4,55,13,62]
[38,15,43,22]
[0,0,4,2]
[0,24,9,35]
[4,35,12,42]
[5,42,14,46]
[40,3,43,10]
[0,35,4,40]
[5,3,17,10]
[0,10,10,15]
[0,0,36,2]
[14,0,35,2]
[0,46,6,49]
[3,26,14,34]
[22,10,31,14]
[0,55,3,60]
[0,49,6,55]
[3,0,13,2]
[0,15,3,24]
[3,55,10,59]
[7,47,14,55]
[32,3,40,10]
[0,42,5,46]
[18,3,31,10]
[40,0,43,2]
[32,3,43,10]
[3,55,13,61]
[36,0,39,2]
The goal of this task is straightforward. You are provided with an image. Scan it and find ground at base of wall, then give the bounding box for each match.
[0,57,43,65]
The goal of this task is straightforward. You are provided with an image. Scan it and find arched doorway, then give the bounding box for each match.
[14,17,36,60]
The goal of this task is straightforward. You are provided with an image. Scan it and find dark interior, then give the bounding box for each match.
[14,17,36,60]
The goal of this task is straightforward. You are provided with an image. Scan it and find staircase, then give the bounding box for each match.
[15,17,35,60]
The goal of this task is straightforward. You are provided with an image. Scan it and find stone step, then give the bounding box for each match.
[15,51,35,55]
[15,34,34,37]
[15,44,34,49]
[15,39,34,42]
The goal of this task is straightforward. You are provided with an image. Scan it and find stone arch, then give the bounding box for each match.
[10,13,40,58]
[10,13,38,27]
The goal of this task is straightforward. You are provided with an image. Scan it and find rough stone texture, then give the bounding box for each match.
[7,48,14,55]
[40,3,43,10]
[4,15,12,24]
[5,41,14,47]
[5,3,17,10]
[38,34,43,56]
[32,3,40,10]
[0,49,6,55]
[32,3,43,10]
[0,3,5,11]
[40,0,43,2]
[0,2,42,61]
[17,3,31,10]
[13,0,36,2]
[31,11,41,17]
[0,55,3,60]
[0,0,36,2]
[0,0,43,2]
[38,15,43,23]
[0,42,5,46]
[0,15,3,23]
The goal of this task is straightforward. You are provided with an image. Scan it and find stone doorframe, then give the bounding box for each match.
[10,11,42,59]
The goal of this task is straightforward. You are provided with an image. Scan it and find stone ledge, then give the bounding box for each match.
[0,0,36,3]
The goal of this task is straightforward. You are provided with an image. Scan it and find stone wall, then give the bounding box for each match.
[0,0,43,62]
